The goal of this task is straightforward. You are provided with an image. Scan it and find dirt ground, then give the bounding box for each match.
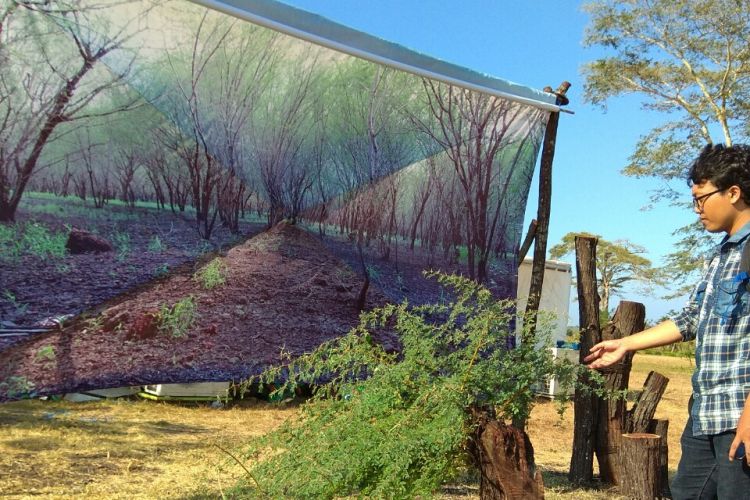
[1,197,517,401]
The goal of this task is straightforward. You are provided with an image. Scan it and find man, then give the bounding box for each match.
[586,144,750,499]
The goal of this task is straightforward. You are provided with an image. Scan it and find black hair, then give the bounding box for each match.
[688,143,750,204]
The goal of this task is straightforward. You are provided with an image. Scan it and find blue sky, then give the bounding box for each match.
[277,0,706,322]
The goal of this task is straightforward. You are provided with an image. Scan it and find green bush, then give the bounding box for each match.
[35,345,56,361]
[0,376,36,399]
[232,273,589,499]
[22,223,67,258]
[0,224,19,260]
[153,263,170,278]
[2,290,28,314]
[159,296,198,338]
[194,258,227,289]
[111,231,131,261]
[148,235,166,253]
[0,222,67,260]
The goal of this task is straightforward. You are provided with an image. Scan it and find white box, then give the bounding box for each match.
[142,382,230,398]
[535,347,579,398]
[63,386,140,402]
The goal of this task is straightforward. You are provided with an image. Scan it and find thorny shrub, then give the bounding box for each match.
[231,272,604,498]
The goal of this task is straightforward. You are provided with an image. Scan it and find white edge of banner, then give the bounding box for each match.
[189,0,561,113]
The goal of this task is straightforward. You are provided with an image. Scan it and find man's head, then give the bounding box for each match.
[688,144,750,235]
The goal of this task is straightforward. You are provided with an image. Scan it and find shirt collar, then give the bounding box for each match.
[718,219,750,251]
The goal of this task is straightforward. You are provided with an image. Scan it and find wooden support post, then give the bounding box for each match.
[627,371,670,433]
[568,235,601,484]
[620,433,661,499]
[648,418,671,498]
[525,81,569,338]
[595,301,645,485]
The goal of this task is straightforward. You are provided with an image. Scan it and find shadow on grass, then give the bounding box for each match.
[542,469,615,495]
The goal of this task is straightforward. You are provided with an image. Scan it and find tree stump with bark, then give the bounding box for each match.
[648,418,671,498]
[471,409,544,499]
[620,433,661,499]
[569,236,601,484]
[626,371,670,433]
[595,301,644,484]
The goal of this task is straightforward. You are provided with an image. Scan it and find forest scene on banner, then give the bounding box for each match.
[0,0,548,401]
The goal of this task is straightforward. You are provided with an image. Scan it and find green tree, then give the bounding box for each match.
[584,0,750,171]
[582,0,750,290]
[550,232,664,314]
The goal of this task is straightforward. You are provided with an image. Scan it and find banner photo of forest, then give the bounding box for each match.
[0,0,551,397]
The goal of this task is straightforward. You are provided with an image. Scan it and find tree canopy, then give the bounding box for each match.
[582,0,750,289]
[583,0,750,180]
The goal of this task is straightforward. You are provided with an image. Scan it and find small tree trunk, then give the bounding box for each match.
[620,433,661,499]
[471,409,544,499]
[355,240,370,311]
[569,236,601,484]
[648,418,671,498]
[595,301,645,485]
[0,202,15,223]
[626,371,670,433]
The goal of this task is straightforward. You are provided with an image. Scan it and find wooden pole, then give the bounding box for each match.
[568,235,601,484]
[595,301,645,485]
[620,433,661,499]
[525,81,570,339]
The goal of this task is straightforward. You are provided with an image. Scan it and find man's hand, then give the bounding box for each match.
[584,339,628,369]
[729,398,750,463]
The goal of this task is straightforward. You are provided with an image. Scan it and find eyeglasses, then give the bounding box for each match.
[692,189,724,211]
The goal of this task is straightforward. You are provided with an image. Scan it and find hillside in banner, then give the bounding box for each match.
[1,195,519,401]
[0,221,398,400]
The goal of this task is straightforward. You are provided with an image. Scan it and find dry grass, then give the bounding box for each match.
[0,353,692,499]
[0,397,297,499]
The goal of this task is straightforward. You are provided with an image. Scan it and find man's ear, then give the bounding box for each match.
[729,185,747,206]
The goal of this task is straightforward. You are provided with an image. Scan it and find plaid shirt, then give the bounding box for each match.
[671,221,750,436]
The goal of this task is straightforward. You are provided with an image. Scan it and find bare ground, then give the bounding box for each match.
[1,197,516,400]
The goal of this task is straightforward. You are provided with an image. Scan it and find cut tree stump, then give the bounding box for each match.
[620,433,661,499]
[595,301,645,485]
[471,409,544,499]
[648,418,671,498]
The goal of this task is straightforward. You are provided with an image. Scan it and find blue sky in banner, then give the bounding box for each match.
[277,0,706,323]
